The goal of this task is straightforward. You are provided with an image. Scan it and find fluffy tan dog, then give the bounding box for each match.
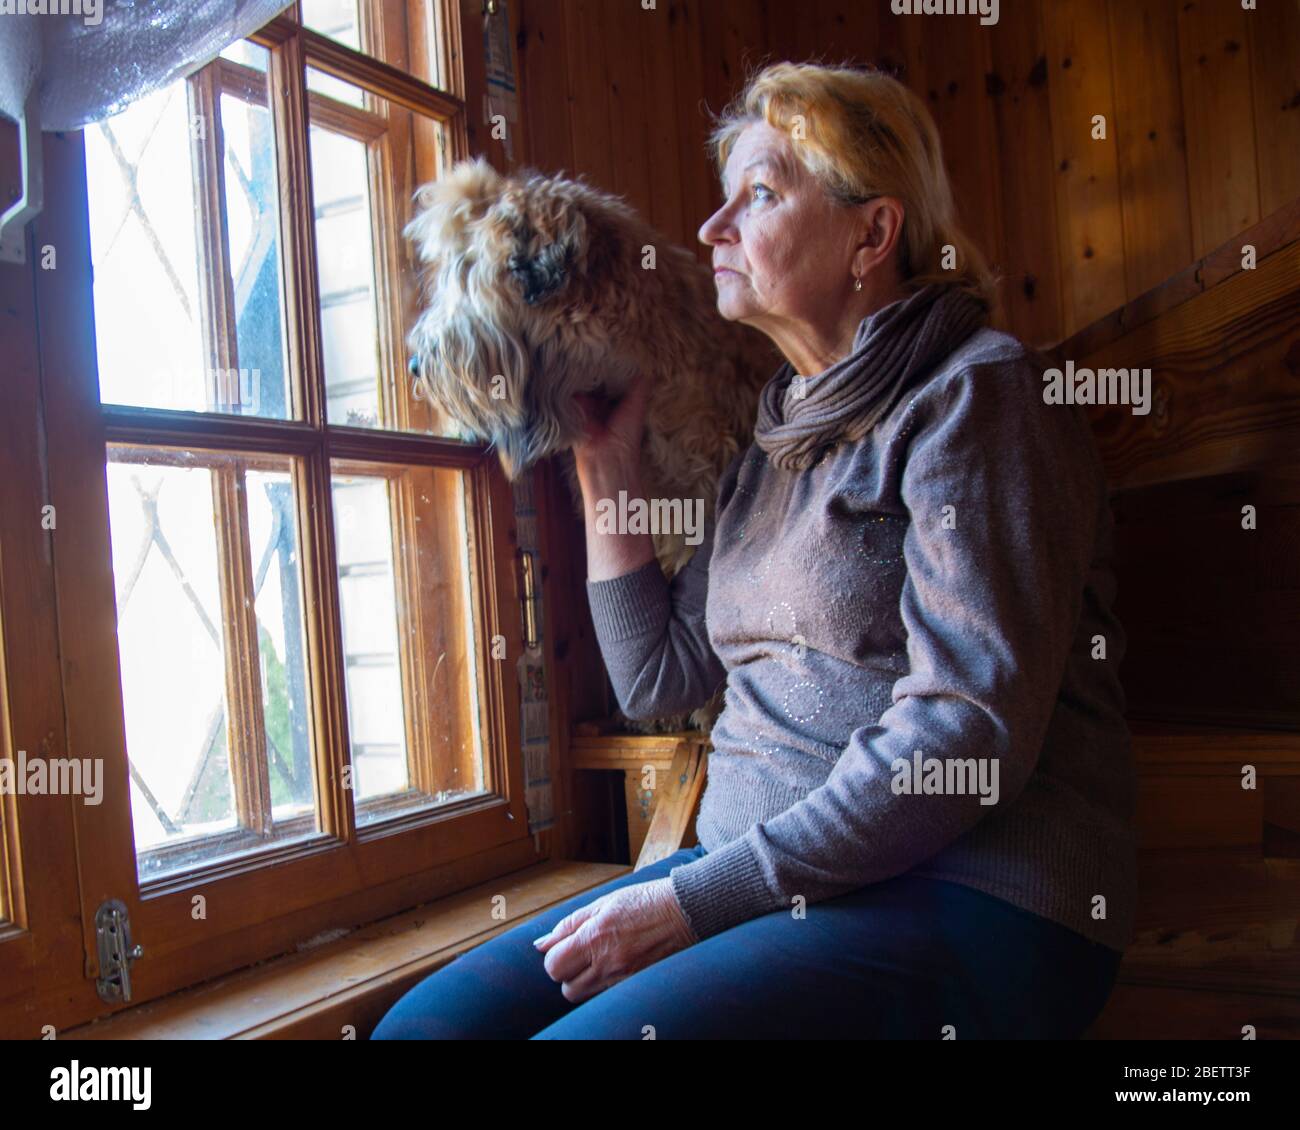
[404,158,774,579]
[404,158,775,731]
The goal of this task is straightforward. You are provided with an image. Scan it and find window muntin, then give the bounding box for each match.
[79,7,496,889]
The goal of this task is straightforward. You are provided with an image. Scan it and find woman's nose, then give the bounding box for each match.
[698,205,731,247]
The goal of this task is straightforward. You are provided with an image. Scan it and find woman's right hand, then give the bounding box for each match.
[572,372,658,580]
[572,372,652,473]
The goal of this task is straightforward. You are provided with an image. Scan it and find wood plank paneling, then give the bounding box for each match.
[1108,0,1195,300]
[815,2,873,69]
[764,0,823,67]
[605,0,653,212]
[1042,0,1129,336]
[912,23,1003,311]
[520,0,1297,348]
[987,1,1063,348]
[1247,0,1300,217]
[562,0,615,190]
[1177,0,1260,257]
[516,0,575,172]
[671,0,715,264]
[639,2,686,243]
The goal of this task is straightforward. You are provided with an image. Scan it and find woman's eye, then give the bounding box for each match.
[750,182,773,203]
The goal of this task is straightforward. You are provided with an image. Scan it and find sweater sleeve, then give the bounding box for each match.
[667,357,1104,941]
[584,517,728,722]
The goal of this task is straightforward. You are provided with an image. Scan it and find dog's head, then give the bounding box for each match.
[405,158,643,479]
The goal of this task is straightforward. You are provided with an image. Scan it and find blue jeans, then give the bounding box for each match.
[370,845,1122,1039]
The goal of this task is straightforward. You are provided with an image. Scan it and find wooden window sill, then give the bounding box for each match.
[63,860,628,1040]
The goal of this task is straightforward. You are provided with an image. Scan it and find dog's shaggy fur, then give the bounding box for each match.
[404,158,776,731]
[404,158,774,580]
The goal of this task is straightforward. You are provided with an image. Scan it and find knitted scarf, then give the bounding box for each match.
[754,282,989,471]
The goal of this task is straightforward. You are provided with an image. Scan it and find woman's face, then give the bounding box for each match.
[698,120,873,341]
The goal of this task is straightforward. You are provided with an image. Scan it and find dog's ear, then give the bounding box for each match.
[506,234,574,306]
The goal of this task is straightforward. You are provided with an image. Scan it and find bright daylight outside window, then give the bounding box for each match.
[82,12,489,884]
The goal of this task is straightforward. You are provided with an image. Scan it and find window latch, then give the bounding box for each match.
[95,898,145,1004]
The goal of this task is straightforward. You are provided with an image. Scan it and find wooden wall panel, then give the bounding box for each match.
[604,2,653,213]
[516,0,575,174]
[638,2,687,242]
[671,0,716,263]
[561,0,615,190]
[912,24,1004,311]
[1042,0,1129,336]
[1248,0,1300,217]
[764,0,824,69]
[1177,0,1261,257]
[1108,0,1195,300]
[517,0,1298,349]
[986,3,1062,348]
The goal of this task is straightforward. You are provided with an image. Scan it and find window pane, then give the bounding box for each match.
[309,123,380,427]
[85,85,205,411]
[107,448,317,880]
[303,0,366,106]
[301,0,361,50]
[247,469,317,823]
[85,48,292,419]
[219,40,268,71]
[300,0,442,87]
[307,72,461,437]
[330,463,487,825]
[222,90,292,418]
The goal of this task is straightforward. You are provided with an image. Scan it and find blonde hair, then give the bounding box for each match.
[708,61,997,314]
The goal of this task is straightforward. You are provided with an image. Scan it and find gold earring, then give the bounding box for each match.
[853,275,863,292]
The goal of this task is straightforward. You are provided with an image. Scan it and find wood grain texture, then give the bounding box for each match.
[987,1,1064,348]
[1042,0,1129,336]
[1078,237,1300,493]
[516,0,575,173]
[562,0,615,190]
[64,860,628,1039]
[1108,0,1195,300]
[1177,0,1260,257]
[1247,0,1300,218]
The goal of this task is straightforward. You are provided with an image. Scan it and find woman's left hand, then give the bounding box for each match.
[533,877,698,1004]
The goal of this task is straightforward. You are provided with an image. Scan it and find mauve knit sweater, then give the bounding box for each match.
[585,326,1138,952]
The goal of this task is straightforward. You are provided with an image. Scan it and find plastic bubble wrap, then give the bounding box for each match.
[0,0,292,130]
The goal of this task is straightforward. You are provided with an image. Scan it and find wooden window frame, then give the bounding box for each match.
[0,0,545,1036]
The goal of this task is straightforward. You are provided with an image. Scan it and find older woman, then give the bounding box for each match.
[372,61,1137,1040]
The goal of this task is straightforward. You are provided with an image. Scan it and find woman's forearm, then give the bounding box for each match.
[574,452,657,581]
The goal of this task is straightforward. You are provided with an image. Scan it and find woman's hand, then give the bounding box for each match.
[571,372,653,473]
[533,876,698,1004]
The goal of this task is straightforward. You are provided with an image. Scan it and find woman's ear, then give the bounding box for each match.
[864,196,903,250]
[855,196,904,274]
